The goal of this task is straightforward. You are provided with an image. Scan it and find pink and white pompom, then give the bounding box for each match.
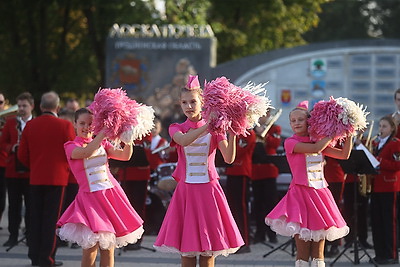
[202,77,272,136]
[88,88,154,144]
[308,96,368,146]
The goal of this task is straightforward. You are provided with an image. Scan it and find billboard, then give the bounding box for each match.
[105,24,216,120]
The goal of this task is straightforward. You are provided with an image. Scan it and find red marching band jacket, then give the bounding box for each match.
[0,116,30,178]
[251,124,281,180]
[225,130,256,178]
[372,136,400,192]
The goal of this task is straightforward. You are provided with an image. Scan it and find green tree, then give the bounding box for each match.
[207,0,330,63]
[303,0,371,42]
[0,0,156,102]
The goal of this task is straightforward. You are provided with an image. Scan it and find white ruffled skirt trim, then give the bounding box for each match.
[57,223,144,250]
[153,245,240,258]
[265,216,349,242]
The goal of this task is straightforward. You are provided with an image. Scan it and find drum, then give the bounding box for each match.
[156,163,177,192]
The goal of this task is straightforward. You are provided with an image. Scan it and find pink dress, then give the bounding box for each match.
[265,134,349,241]
[57,136,144,249]
[154,119,244,257]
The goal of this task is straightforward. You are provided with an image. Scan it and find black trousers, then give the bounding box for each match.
[6,178,30,241]
[121,180,148,219]
[226,175,250,246]
[251,178,277,240]
[371,192,398,260]
[28,185,64,266]
[0,167,6,224]
[342,181,369,244]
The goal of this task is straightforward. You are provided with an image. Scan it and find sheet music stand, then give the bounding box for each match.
[330,150,378,266]
[261,155,296,257]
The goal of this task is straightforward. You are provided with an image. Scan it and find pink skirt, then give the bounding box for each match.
[265,184,349,242]
[57,183,144,249]
[154,180,244,257]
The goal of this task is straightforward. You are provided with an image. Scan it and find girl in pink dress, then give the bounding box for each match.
[57,108,144,267]
[154,76,244,267]
[265,101,352,267]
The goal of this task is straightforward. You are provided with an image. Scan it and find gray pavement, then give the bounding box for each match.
[0,211,377,266]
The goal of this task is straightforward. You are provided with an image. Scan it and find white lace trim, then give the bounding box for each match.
[153,245,240,257]
[265,217,349,242]
[57,223,144,250]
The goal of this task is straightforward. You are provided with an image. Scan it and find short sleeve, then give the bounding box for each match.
[215,133,226,144]
[169,123,182,147]
[284,137,298,154]
[64,141,78,159]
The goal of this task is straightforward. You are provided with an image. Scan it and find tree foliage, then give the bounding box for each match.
[207,0,330,63]
[0,0,399,102]
[0,0,155,102]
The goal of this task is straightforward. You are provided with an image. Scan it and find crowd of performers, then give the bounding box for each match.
[0,83,399,267]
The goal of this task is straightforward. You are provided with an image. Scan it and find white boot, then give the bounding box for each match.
[295,259,309,267]
[311,258,325,267]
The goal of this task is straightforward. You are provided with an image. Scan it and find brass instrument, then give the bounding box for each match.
[0,104,18,117]
[0,104,18,130]
[260,108,282,138]
[359,120,376,196]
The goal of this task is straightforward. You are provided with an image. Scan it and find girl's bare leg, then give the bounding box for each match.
[81,244,99,267]
[99,247,114,267]
[181,256,197,267]
[295,234,311,261]
[199,255,215,267]
[311,239,325,260]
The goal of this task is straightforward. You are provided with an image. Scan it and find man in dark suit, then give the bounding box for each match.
[18,91,75,267]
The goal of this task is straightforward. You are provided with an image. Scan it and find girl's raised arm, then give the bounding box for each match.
[218,132,237,164]
[293,136,332,154]
[323,137,353,160]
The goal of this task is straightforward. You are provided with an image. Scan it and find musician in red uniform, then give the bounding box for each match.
[392,88,400,139]
[226,129,256,253]
[251,115,281,244]
[0,92,34,247]
[370,116,400,265]
[17,91,75,267]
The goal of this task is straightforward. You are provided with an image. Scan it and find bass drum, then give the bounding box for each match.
[156,163,177,192]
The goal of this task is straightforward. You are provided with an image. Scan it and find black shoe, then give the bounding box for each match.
[359,241,373,249]
[325,246,340,258]
[235,245,251,254]
[3,238,18,247]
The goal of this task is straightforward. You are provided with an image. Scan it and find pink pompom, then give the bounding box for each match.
[308,96,368,146]
[202,77,271,136]
[88,88,154,143]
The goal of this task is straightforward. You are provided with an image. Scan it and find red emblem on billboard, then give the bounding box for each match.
[281,89,291,104]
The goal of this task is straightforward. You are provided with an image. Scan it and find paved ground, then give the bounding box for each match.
[0,217,378,267]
